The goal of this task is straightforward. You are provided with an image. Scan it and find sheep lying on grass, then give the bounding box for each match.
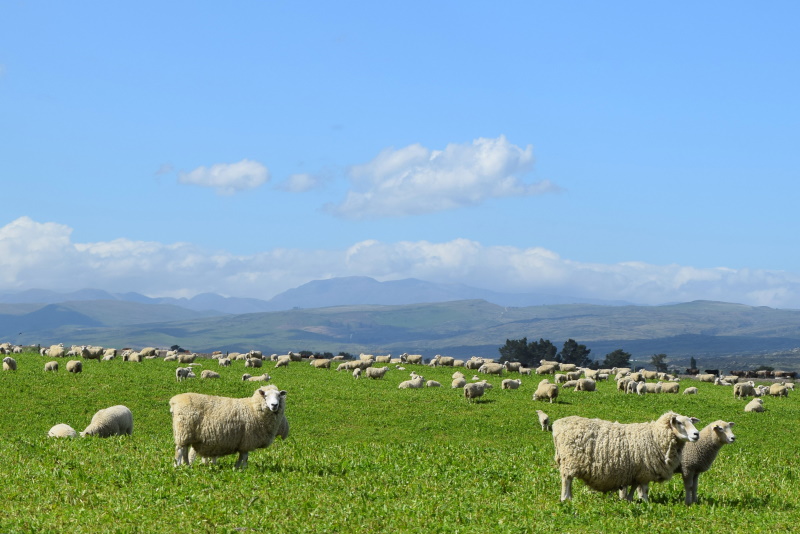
[744,398,764,412]
[552,411,700,501]
[2,356,16,371]
[48,424,78,438]
[170,385,288,469]
[81,405,134,437]
[398,376,425,389]
[200,370,220,379]
[242,373,271,382]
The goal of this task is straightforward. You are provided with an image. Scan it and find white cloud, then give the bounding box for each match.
[1,217,800,309]
[178,159,270,195]
[276,173,324,193]
[326,136,559,219]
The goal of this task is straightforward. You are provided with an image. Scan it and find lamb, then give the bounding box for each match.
[170,385,288,468]
[398,376,425,389]
[536,410,551,431]
[2,356,16,371]
[678,421,736,505]
[66,360,83,373]
[451,377,466,388]
[175,367,196,381]
[683,387,698,395]
[48,423,78,438]
[365,366,389,379]
[352,368,361,379]
[501,378,522,390]
[463,380,492,402]
[552,411,700,501]
[200,370,220,379]
[81,405,134,437]
[44,361,59,372]
[744,398,764,412]
[241,373,271,382]
[533,379,559,403]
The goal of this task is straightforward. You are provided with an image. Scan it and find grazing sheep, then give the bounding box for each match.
[744,398,764,412]
[218,357,231,367]
[2,356,17,371]
[696,374,716,383]
[170,385,288,469]
[660,382,680,394]
[398,376,425,389]
[562,380,579,390]
[241,373,271,382]
[536,364,557,375]
[200,370,220,379]
[426,380,442,387]
[552,411,700,501]
[125,352,143,363]
[463,380,492,402]
[566,370,582,381]
[177,353,196,364]
[503,361,522,373]
[175,367,196,382]
[733,382,756,398]
[48,344,66,358]
[44,360,59,372]
[310,359,331,369]
[352,368,362,379]
[479,362,505,375]
[501,378,522,390]
[519,367,532,375]
[66,360,83,373]
[81,346,104,360]
[683,387,698,395]
[451,377,467,388]
[274,356,291,368]
[536,410,551,431]
[81,405,134,437]
[533,379,559,403]
[402,353,424,365]
[245,357,263,368]
[365,366,389,379]
[574,378,596,392]
[769,384,789,397]
[48,423,78,438]
[678,421,736,505]
[617,377,631,392]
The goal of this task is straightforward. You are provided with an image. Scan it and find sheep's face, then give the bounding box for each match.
[258,387,286,413]
[712,421,736,444]
[669,414,700,442]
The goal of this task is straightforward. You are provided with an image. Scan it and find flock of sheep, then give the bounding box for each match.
[2,342,794,504]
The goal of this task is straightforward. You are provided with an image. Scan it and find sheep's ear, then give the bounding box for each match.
[728,421,734,427]
[280,390,287,398]
[690,417,700,424]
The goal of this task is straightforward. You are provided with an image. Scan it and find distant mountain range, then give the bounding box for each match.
[1,278,799,371]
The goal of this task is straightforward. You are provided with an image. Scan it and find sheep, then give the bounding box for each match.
[431,355,455,367]
[2,356,17,371]
[559,363,577,372]
[574,378,596,392]
[451,377,467,388]
[352,368,362,379]
[48,344,66,358]
[464,357,484,370]
[519,367,532,375]
[501,378,522,390]
[398,376,425,389]
[683,387,698,395]
[744,398,764,412]
[426,380,442,387]
[245,356,263,368]
[125,352,142,362]
[177,353,197,364]
[241,373,271,382]
[554,373,567,384]
[44,360,59,372]
[552,411,700,501]
[452,371,465,379]
[200,370,220,379]
[48,423,78,438]
[503,361,522,372]
[733,382,756,398]
[533,379,559,403]
[218,357,231,367]
[175,367,196,382]
[536,410,551,431]
[310,358,331,369]
[479,362,505,375]
[678,421,736,505]
[81,346,104,360]
[566,370,582,381]
[660,382,679,394]
[769,384,789,397]
[66,360,83,373]
[170,385,288,469]
[536,364,557,375]
[463,380,492,402]
[696,374,716,383]
[562,380,579,390]
[365,366,389,379]
[617,376,631,392]
[274,356,291,368]
[81,405,134,437]
[374,355,392,364]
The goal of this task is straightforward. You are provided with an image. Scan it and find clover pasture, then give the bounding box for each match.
[0,351,797,533]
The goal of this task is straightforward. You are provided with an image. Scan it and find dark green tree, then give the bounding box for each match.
[602,349,631,369]
[530,338,558,363]
[559,339,592,367]
[689,356,697,370]
[651,353,668,373]
[498,337,558,367]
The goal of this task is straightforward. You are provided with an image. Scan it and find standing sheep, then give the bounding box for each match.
[352,368,362,379]
[175,367,196,382]
[463,380,492,402]
[533,379,559,403]
[501,378,522,390]
[683,387,698,395]
[81,405,134,437]
[170,385,288,469]
[66,360,83,373]
[3,356,17,371]
[678,420,736,505]
[536,410,551,431]
[365,366,389,379]
[44,361,59,372]
[552,411,700,501]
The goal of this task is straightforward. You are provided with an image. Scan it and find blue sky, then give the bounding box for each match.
[1,1,799,307]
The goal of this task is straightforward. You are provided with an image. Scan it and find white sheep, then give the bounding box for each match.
[451,377,467,388]
[678,420,736,505]
[452,371,465,379]
[479,362,505,375]
[3,356,17,371]
[660,382,680,394]
[310,359,331,369]
[683,387,698,395]
[552,411,700,501]
[533,379,559,403]
[501,378,522,390]
[365,366,389,379]
[66,360,83,373]
[769,384,789,397]
[241,373,271,382]
[274,356,291,368]
[426,380,442,387]
[536,410,551,431]
[744,398,764,412]
[81,405,134,437]
[200,370,220,379]
[398,376,425,389]
[245,356,263,368]
[352,368,362,379]
[218,357,231,367]
[463,380,492,402]
[48,424,78,438]
[44,360,59,372]
[170,385,288,468]
[733,382,756,398]
[574,378,596,392]
[175,367,196,382]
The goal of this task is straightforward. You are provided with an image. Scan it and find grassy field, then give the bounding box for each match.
[0,352,797,533]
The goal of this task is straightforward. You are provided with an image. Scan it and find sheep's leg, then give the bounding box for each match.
[618,486,634,501]
[690,473,700,505]
[560,474,573,501]
[174,446,189,466]
[636,483,649,502]
[234,451,249,469]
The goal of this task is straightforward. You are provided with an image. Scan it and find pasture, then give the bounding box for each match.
[1,352,798,533]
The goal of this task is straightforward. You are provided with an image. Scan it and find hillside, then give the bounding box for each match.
[10,299,800,372]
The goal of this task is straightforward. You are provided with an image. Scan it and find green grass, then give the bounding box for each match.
[1,353,797,533]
